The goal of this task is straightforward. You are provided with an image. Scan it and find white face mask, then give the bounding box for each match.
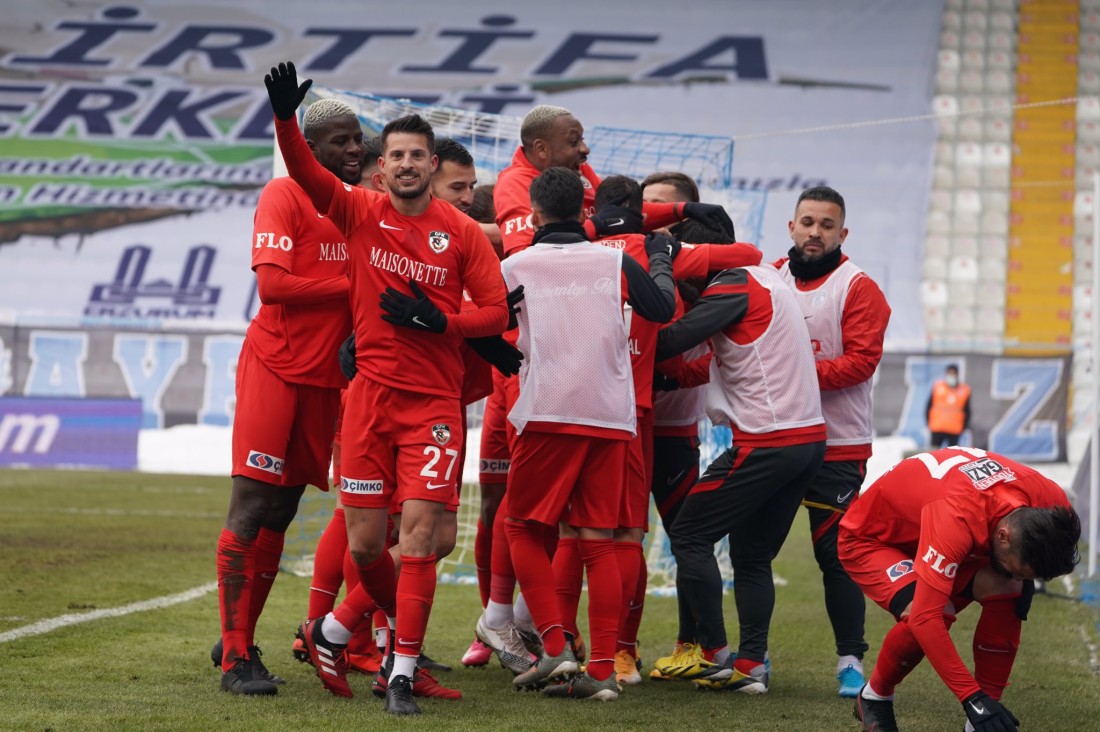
[946,375,958,387]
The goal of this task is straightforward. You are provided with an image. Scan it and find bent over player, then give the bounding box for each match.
[266,63,509,715]
[842,448,1080,732]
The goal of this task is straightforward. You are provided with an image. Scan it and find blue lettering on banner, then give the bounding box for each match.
[199,335,243,427]
[988,359,1061,462]
[25,331,88,397]
[112,334,188,429]
[141,25,275,70]
[304,28,417,71]
[896,356,965,448]
[0,396,141,470]
[85,244,221,320]
[30,85,142,136]
[247,449,284,476]
[341,477,383,494]
[10,6,158,67]
[402,16,534,74]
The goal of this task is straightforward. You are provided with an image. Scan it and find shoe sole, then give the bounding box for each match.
[615,673,642,685]
[475,623,533,675]
[513,660,579,689]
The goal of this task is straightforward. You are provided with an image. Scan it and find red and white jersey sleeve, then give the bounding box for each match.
[246,177,352,387]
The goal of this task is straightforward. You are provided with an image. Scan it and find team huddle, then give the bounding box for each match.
[211,62,1082,730]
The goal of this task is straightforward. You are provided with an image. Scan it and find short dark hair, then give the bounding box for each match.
[641,171,700,203]
[363,135,382,162]
[796,185,845,217]
[434,137,474,167]
[381,114,435,154]
[1010,505,1081,581]
[468,184,496,224]
[529,167,584,222]
[676,219,735,245]
[945,364,959,374]
[595,175,642,213]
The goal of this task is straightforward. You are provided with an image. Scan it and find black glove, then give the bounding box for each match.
[962,692,1020,732]
[379,279,447,333]
[338,333,356,380]
[645,231,681,261]
[682,202,736,240]
[264,61,313,121]
[466,336,523,377]
[1015,579,1035,621]
[589,198,644,238]
[653,371,680,391]
[506,285,524,330]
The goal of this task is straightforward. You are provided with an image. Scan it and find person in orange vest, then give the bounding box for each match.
[926,364,971,449]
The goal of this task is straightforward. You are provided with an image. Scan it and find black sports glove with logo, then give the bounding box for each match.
[379,280,447,333]
[589,196,645,238]
[263,61,313,121]
[506,285,524,330]
[645,232,681,261]
[962,692,1020,732]
[1015,578,1035,621]
[681,202,736,240]
[337,333,357,380]
[466,336,523,377]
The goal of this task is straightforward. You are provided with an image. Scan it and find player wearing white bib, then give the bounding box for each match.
[774,186,891,698]
[502,167,676,701]
[656,263,826,694]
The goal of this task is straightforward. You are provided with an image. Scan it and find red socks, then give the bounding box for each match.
[505,520,565,656]
[614,541,646,654]
[475,517,493,608]
[552,537,583,638]
[577,538,620,682]
[246,528,284,643]
[308,507,347,619]
[393,554,437,657]
[490,495,517,605]
[973,595,1021,700]
[356,550,397,616]
[868,616,928,696]
[333,581,378,633]
[216,528,253,666]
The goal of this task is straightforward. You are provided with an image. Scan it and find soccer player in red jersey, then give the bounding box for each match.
[503,167,676,700]
[214,97,361,696]
[841,448,1080,732]
[265,63,509,715]
[655,260,828,694]
[773,186,891,698]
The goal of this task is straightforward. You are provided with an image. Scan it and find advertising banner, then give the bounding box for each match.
[1,0,942,348]
[0,396,142,469]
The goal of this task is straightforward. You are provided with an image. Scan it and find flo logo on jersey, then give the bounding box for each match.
[247,450,284,476]
[428,230,450,253]
[341,477,383,494]
[886,559,914,582]
[432,423,451,446]
[920,545,958,578]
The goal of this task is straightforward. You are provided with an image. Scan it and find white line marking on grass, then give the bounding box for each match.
[5,506,221,520]
[0,582,217,644]
[1078,624,1100,675]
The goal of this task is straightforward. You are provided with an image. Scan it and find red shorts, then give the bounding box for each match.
[507,430,626,529]
[478,386,511,484]
[496,369,521,452]
[618,409,654,530]
[331,389,348,489]
[232,340,340,490]
[339,375,463,509]
[838,530,984,616]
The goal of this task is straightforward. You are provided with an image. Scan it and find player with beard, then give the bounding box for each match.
[214,97,361,696]
[842,449,1080,732]
[265,63,509,715]
[773,186,891,698]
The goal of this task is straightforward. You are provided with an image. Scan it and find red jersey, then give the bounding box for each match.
[596,233,762,410]
[841,447,1071,699]
[495,147,601,256]
[274,118,509,399]
[246,177,352,388]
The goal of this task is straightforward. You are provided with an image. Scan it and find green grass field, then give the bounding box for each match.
[1,468,1097,731]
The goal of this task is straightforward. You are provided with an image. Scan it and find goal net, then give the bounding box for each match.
[284,87,762,593]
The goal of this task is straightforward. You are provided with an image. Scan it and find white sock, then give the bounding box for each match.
[514,593,533,627]
[392,651,417,681]
[838,655,863,675]
[320,613,351,645]
[375,626,388,651]
[862,681,894,701]
[485,600,514,628]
